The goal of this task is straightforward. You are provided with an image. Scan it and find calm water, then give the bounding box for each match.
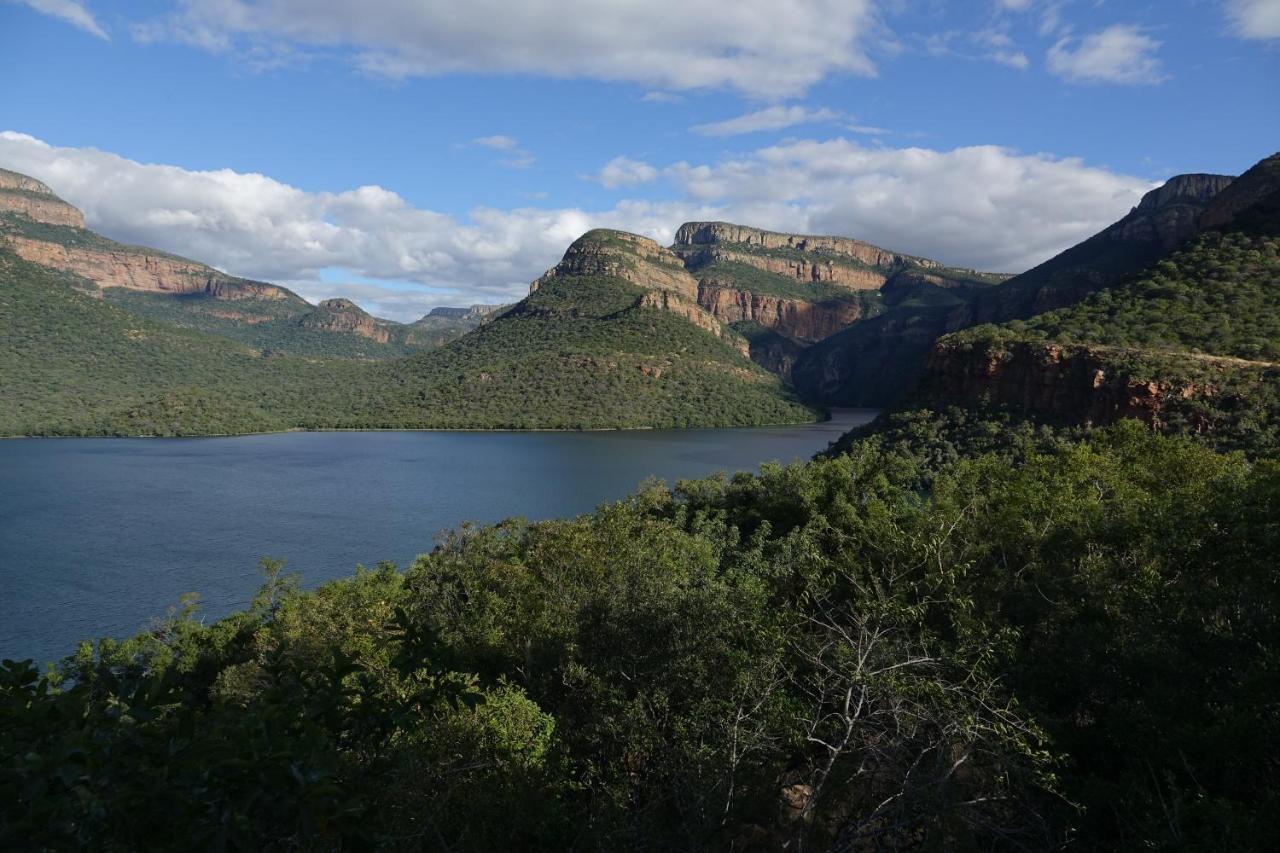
[0,410,876,665]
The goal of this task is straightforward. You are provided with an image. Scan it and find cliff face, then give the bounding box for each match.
[915,338,1245,431]
[680,246,887,290]
[696,283,867,344]
[4,236,297,301]
[636,289,748,354]
[0,169,86,228]
[674,222,931,270]
[298,298,390,342]
[533,229,699,299]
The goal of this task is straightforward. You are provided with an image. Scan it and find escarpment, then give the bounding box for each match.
[914,336,1277,432]
[3,236,300,301]
[532,230,699,299]
[696,283,868,344]
[298,298,390,342]
[0,168,86,228]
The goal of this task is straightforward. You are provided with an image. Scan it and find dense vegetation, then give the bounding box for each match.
[4,423,1277,850]
[0,249,816,435]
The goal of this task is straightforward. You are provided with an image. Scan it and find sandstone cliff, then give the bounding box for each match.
[914,337,1275,432]
[532,229,699,299]
[696,283,867,344]
[636,288,748,354]
[298,298,390,342]
[0,168,86,228]
[3,235,299,302]
[674,221,933,270]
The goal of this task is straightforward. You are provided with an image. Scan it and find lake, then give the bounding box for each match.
[0,410,876,665]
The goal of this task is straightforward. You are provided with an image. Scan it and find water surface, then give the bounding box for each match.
[0,411,876,665]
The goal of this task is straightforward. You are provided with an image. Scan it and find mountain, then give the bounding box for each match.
[0,169,474,358]
[1,221,816,434]
[890,152,1280,454]
[375,229,816,429]
[667,221,1008,377]
[792,169,1240,407]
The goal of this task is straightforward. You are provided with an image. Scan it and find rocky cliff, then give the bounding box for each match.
[674,222,934,270]
[635,288,748,354]
[914,336,1276,432]
[533,229,699,299]
[3,235,299,301]
[298,298,390,342]
[696,283,868,344]
[0,168,86,228]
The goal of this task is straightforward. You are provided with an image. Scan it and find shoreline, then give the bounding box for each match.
[0,409,885,441]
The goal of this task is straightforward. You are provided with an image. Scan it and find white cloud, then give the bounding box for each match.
[1226,0,1280,39]
[595,156,660,189]
[132,0,881,98]
[998,0,1032,9]
[473,135,519,150]
[471,135,534,169]
[11,0,107,38]
[0,131,1152,320]
[919,29,1029,71]
[640,91,684,104]
[692,105,841,137]
[661,138,1153,273]
[1047,24,1166,85]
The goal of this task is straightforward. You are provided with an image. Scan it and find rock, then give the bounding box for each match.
[3,235,297,301]
[636,289,749,355]
[696,283,867,344]
[0,168,86,228]
[298,298,390,342]
[532,229,699,299]
[674,221,932,270]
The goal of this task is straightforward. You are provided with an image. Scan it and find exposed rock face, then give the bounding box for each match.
[1199,154,1279,231]
[0,168,86,228]
[674,221,932,270]
[636,289,748,355]
[298,298,389,342]
[426,305,498,319]
[4,236,295,301]
[697,283,866,344]
[915,338,1245,431]
[1121,173,1235,249]
[681,245,888,290]
[533,229,699,299]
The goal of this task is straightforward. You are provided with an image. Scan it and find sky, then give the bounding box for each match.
[0,0,1277,321]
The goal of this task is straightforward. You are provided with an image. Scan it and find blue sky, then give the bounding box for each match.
[1,0,1277,319]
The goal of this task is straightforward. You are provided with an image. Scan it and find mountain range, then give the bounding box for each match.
[2,153,1278,443]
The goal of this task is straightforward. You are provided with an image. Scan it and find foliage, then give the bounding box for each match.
[0,249,816,435]
[4,425,1279,849]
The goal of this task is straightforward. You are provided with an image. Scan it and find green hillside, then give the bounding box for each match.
[1,244,816,435]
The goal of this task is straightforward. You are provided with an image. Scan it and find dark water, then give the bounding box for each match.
[0,411,876,665]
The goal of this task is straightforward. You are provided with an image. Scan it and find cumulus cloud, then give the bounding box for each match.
[131,0,881,98]
[692,105,841,137]
[594,156,660,189]
[0,131,1151,320]
[473,135,518,151]
[11,0,107,38]
[1226,0,1280,39]
[1047,24,1166,85]
[920,29,1029,70]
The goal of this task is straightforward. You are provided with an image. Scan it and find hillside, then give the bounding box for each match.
[0,169,476,359]
[897,153,1280,454]
[667,221,1007,378]
[0,229,816,434]
[792,167,1245,406]
[375,230,817,429]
